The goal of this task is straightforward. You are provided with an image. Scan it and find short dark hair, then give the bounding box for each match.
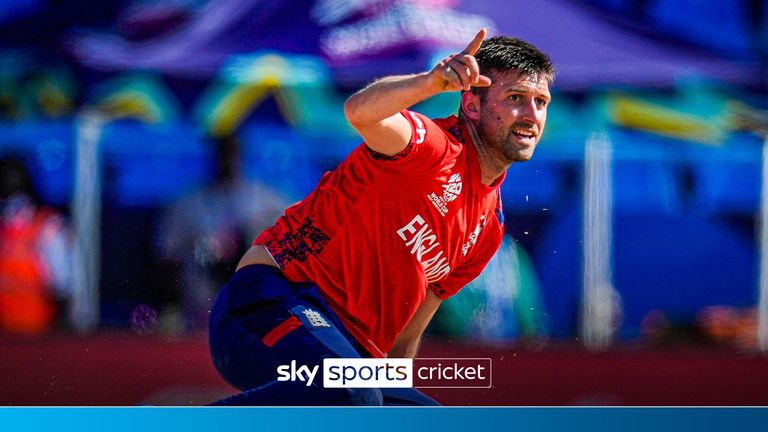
[471,36,554,101]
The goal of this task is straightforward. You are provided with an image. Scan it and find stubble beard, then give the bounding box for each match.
[477,117,537,164]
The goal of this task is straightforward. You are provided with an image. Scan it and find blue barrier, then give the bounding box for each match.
[0,120,73,205]
[534,205,756,338]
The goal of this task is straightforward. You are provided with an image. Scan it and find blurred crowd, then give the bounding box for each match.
[0,155,73,334]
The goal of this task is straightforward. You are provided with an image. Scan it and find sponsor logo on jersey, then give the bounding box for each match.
[461,215,486,256]
[396,214,451,283]
[302,308,331,328]
[427,173,462,217]
[442,173,462,202]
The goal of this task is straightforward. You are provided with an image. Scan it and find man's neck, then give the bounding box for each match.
[461,117,511,186]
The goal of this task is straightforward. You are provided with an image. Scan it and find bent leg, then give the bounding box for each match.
[209,267,382,405]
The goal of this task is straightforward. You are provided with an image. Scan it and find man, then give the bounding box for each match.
[209,29,554,405]
[156,135,285,333]
[0,155,74,334]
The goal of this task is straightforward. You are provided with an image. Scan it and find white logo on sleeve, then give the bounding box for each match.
[409,112,426,144]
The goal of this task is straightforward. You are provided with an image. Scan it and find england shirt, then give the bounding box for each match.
[254,111,505,357]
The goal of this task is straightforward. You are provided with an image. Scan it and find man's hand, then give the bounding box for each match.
[428,28,493,92]
[343,29,492,157]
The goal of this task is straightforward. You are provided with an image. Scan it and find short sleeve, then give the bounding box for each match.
[363,110,451,173]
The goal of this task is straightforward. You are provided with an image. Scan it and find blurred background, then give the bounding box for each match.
[0,0,767,406]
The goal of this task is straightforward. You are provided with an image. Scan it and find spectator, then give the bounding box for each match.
[155,135,286,333]
[0,155,74,335]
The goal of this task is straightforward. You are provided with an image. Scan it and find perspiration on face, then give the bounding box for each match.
[476,70,551,163]
[469,35,554,111]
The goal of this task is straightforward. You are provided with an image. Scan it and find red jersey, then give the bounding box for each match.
[254,111,505,357]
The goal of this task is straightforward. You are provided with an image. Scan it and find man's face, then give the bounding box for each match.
[475,70,551,163]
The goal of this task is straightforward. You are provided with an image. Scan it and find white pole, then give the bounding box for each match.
[581,131,618,349]
[70,111,105,333]
[757,135,768,351]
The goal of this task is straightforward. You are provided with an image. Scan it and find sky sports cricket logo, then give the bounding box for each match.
[276,358,491,388]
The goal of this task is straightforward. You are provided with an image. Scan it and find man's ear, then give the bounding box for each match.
[460,91,482,121]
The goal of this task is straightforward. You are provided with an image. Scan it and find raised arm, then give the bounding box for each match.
[343,29,492,157]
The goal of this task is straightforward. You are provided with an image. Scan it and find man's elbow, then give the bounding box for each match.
[343,94,369,129]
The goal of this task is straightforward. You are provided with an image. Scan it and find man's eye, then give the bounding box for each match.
[536,98,548,107]
[508,95,521,102]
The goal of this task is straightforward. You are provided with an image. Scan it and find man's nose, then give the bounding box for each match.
[517,99,539,124]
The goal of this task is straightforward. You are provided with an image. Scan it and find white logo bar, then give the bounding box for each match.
[322,358,413,388]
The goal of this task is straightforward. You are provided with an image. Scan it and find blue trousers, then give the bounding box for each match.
[208,265,438,406]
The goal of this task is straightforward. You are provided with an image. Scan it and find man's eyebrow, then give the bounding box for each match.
[502,86,551,99]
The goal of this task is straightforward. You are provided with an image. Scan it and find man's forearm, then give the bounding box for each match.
[343,72,439,127]
[388,291,443,358]
[388,335,422,359]
[341,29,490,156]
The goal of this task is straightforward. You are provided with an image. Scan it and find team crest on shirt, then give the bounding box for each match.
[427,173,462,217]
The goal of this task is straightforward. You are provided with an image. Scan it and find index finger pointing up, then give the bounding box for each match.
[461,28,487,56]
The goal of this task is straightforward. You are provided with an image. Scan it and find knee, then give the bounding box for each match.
[344,387,383,406]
